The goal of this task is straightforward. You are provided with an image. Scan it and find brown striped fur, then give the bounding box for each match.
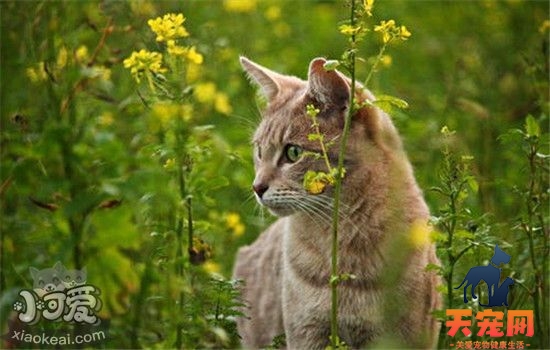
[233,57,441,349]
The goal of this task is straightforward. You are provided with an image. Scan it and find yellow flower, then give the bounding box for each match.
[374,20,411,43]
[409,220,432,248]
[363,0,374,17]
[399,25,411,40]
[215,93,232,115]
[303,170,333,195]
[56,46,69,69]
[75,45,89,63]
[147,13,189,42]
[26,62,48,83]
[265,5,281,21]
[166,40,187,56]
[194,82,217,103]
[123,49,167,83]
[186,63,202,83]
[203,261,221,275]
[305,179,326,195]
[90,66,112,81]
[226,212,245,237]
[98,111,114,126]
[168,43,204,65]
[186,46,203,65]
[339,24,362,36]
[223,0,257,13]
[539,20,550,33]
[380,54,392,67]
[163,158,176,170]
[374,20,396,43]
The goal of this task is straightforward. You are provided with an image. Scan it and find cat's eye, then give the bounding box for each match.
[284,144,303,163]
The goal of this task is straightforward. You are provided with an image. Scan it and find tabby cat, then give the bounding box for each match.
[233,56,441,349]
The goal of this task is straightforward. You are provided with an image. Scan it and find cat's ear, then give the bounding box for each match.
[30,267,39,279]
[240,56,282,101]
[307,58,350,112]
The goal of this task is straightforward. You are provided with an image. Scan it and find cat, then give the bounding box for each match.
[480,277,514,307]
[233,57,442,349]
[30,261,66,297]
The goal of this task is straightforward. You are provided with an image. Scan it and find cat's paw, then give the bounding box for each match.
[36,300,45,310]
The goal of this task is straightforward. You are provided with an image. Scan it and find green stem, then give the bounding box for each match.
[312,115,333,173]
[364,43,387,88]
[330,1,357,347]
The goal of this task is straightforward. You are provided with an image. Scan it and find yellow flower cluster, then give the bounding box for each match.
[26,62,48,83]
[124,13,205,84]
[194,82,233,115]
[225,212,245,238]
[363,0,374,17]
[167,41,203,65]
[303,170,335,195]
[147,13,189,42]
[123,49,167,83]
[374,19,411,44]
[27,44,111,85]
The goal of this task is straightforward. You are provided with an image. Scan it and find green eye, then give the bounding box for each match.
[285,144,303,163]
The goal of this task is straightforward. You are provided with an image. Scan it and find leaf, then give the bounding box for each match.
[466,176,479,194]
[307,133,322,141]
[525,115,540,138]
[323,60,340,71]
[372,95,409,112]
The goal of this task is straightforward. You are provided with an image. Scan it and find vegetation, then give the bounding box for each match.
[1,0,548,348]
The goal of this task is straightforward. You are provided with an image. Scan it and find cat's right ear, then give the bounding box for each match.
[240,56,281,101]
[30,267,39,279]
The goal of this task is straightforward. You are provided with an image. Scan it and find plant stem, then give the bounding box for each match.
[330,0,357,347]
[364,43,387,89]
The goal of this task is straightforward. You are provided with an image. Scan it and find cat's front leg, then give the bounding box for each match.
[282,273,331,349]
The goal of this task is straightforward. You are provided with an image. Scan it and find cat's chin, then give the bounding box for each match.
[264,206,296,217]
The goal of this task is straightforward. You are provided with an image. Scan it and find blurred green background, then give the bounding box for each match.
[1,0,548,348]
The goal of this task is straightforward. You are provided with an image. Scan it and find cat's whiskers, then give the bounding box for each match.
[306,195,364,234]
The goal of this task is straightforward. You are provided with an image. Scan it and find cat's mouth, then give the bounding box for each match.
[257,199,296,217]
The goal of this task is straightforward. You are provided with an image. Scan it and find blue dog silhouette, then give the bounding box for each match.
[455,245,511,305]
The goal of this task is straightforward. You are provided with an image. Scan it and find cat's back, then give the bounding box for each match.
[233,219,286,348]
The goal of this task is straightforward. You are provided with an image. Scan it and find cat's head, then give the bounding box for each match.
[241,57,401,217]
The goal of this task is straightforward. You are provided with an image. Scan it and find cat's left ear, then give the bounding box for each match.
[307,58,350,112]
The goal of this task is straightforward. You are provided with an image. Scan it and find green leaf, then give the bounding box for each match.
[525,115,540,138]
[372,95,409,111]
[308,133,322,141]
[466,176,479,194]
[323,60,340,71]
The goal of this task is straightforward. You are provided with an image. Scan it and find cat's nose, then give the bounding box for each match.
[252,182,269,199]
